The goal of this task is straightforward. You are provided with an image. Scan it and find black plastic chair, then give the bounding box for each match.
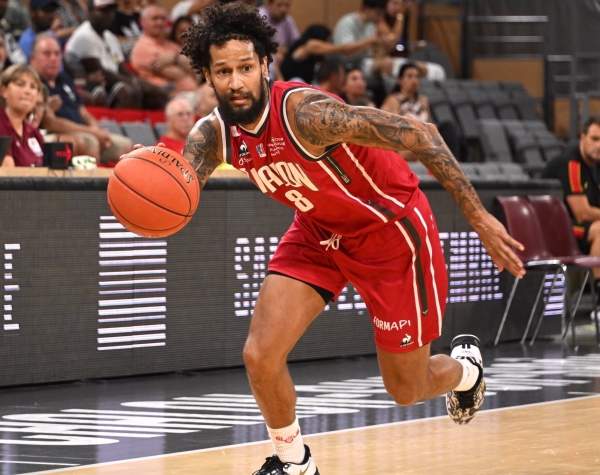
[494,196,563,346]
[527,195,600,345]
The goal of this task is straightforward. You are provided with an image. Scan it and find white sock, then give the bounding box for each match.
[454,358,481,391]
[267,416,305,464]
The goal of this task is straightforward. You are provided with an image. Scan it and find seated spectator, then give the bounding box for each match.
[258,0,299,79]
[377,0,411,58]
[316,57,345,96]
[31,84,90,156]
[19,0,59,61]
[54,0,88,45]
[380,62,429,121]
[156,96,194,154]
[130,4,198,95]
[340,67,375,107]
[169,15,192,48]
[195,81,217,117]
[0,0,27,66]
[31,34,132,163]
[110,0,142,56]
[0,64,44,167]
[65,0,168,110]
[279,23,378,84]
[169,0,213,23]
[2,0,30,40]
[542,115,600,318]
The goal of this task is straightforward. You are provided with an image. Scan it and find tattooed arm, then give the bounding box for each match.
[288,90,525,277]
[182,115,224,189]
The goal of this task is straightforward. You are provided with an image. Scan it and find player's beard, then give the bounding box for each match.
[215,79,268,126]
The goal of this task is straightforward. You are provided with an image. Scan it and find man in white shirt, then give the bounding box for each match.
[65,0,167,109]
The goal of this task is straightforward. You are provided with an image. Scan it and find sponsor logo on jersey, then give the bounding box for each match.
[249,162,319,194]
[239,140,250,158]
[268,137,285,156]
[256,144,267,158]
[373,316,411,331]
[400,333,414,347]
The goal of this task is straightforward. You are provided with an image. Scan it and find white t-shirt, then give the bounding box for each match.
[65,21,124,74]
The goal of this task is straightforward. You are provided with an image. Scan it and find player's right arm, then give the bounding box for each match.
[183,114,224,189]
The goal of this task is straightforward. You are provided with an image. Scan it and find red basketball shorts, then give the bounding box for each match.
[268,189,448,353]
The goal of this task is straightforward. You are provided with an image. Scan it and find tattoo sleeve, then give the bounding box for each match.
[182,118,222,189]
[294,92,485,219]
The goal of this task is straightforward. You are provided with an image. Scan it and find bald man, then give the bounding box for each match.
[130,4,198,94]
[156,96,195,153]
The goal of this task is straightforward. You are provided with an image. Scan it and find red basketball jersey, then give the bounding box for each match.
[214,81,420,236]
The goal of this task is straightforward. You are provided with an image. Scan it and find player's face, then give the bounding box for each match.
[580,123,600,163]
[204,40,269,127]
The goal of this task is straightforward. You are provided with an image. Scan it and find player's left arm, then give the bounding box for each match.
[290,90,525,278]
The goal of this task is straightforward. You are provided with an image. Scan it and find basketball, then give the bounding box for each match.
[107,146,200,238]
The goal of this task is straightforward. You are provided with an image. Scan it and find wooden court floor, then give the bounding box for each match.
[40,395,600,475]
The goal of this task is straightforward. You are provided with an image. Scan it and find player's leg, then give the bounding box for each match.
[244,273,326,475]
[244,273,326,428]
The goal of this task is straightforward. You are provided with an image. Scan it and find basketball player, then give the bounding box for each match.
[180,3,525,474]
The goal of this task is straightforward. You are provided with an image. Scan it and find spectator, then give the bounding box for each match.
[340,67,375,107]
[2,0,30,39]
[169,14,192,48]
[0,0,27,66]
[377,0,411,58]
[31,34,133,163]
[169,0,213,23]
[258,0,299,52]
[0,33,9,71]
[542,115,600,317]
[0,64,44,167]
[19,0,60,61]
[54,0,88,44]
[316,57,345,96]
[130,4,198,95]
[110,0,142,56]
[279,23,378,84]
[65,0,168,110]
[332,0,388,70]
[380,62,429,121]
[30,84,90,156]
[195,81,217,117]
[156,96,194,154]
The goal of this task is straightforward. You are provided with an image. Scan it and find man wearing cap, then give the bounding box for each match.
[19,0,59,61]
[65,0,168,109]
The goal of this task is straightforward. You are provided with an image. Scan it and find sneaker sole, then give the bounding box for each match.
[451,334,482,349]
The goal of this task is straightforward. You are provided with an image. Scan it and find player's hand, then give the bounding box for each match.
[120,143,165,160]
[470,210,525,278]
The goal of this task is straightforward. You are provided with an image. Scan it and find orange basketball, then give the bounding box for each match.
[107,146,200,238]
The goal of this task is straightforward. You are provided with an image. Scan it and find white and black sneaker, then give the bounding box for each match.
[253,445,319,475]
[446,334,485,425]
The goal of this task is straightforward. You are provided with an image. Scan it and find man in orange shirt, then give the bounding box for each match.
[130,4,198,95]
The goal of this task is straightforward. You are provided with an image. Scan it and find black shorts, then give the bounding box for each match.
[573,221,593,254]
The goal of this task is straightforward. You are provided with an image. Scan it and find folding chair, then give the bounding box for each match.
[527,195,600,345]
[494,196,563,345]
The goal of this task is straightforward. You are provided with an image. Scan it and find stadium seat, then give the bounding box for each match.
[98,119,123,136]
[527,195,600,345]
[494,196,563,346]
[154,122,168,139]
[120,122,157,146]
[479,119,513,163]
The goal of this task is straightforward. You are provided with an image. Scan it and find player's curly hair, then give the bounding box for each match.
[181,2,279,77]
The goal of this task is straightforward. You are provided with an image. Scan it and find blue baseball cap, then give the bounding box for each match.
[29,0,60,10]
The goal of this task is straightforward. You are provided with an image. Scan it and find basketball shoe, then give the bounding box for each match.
[446,334,485,425]
[253,445,319,475]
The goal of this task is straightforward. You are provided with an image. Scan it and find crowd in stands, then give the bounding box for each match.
[0,0,563,171]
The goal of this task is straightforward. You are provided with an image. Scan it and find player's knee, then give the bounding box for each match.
[385,382,423,407]
[242,339,268,373]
